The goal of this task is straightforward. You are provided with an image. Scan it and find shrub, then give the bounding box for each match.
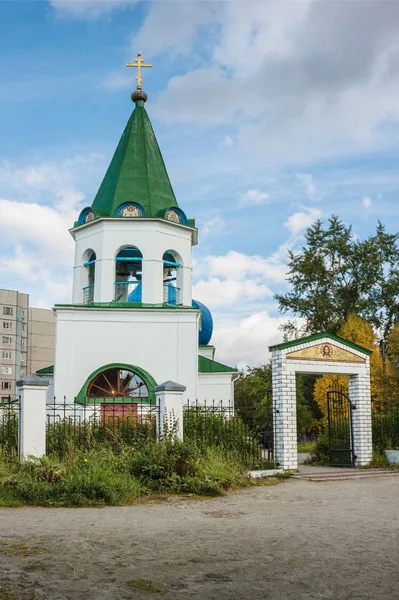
[183,410,268,468]
[306,432,330,466]
[0,440,251,506]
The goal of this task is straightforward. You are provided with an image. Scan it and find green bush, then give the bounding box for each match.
[372,410,399,451]
[0,440,251,506]
[306,432,330,466]
[46,413,156,457]
[183,410,269,468]
[0,408,19,458]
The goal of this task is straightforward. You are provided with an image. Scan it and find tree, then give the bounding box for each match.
[235,364,321,434]
[313,315,383,416]
[276,217,399,368]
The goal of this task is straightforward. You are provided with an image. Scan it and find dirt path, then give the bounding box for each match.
[1,476,398,600]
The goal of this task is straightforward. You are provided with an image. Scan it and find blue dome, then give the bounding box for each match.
[192,299,213,345]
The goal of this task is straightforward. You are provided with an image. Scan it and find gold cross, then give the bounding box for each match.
[126,53,152,90]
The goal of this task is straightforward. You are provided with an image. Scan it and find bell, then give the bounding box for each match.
[116,261,130,277]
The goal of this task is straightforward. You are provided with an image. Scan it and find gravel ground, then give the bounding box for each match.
[0,476,398,600]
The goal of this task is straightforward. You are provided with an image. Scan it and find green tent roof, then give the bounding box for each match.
[198,355,238,373]
[91,98,178,218]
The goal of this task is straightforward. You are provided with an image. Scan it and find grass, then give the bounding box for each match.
[0,542,49,557]
[0,441,254,507]
[129,580,167,594]
[297,441,317,453]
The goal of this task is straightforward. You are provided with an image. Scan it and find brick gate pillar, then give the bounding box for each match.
[271,350,298,470]
[348,372,373,466]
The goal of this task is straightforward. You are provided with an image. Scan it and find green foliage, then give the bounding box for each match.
[372,408,399,451]
[0,406,19,458]
[183,409,268,468]
[276,216,399,346]
[0,448,142,506]
[0,440,251,506]
[297,441,316,453]
[46,413,156,457]
[306,432,330,466]
[296,374,323,435]
[235,364,272,414]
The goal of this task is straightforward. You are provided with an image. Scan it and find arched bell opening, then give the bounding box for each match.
[114,246,143,302]
[163,250,183,306]
[82,250,96,304]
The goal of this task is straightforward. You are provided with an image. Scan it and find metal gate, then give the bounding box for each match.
[327,389,355,467]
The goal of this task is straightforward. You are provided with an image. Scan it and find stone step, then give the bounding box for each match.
[293,469,399,482]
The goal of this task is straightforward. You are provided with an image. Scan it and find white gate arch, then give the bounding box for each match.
[269,332,372,470]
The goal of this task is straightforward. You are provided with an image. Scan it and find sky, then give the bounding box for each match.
[1,0,399,369]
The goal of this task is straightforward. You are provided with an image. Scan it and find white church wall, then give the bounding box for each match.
[197,372,235,407]
[54,306,200,402]
[71,219,195,306]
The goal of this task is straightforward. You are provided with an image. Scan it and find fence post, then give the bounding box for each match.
[154,380,186,440]
[16,374,48,459]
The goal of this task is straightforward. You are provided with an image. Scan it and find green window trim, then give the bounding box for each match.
[75,362,157,404]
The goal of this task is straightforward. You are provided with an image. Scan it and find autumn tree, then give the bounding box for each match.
[313,314,383,417]
[276,217,399,373]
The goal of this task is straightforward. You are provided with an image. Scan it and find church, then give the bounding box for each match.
[44,55,237,407]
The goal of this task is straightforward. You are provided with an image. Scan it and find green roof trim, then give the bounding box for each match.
[91,101,178,219]
[269,331,373,356]
[36,365,54,374]
[198,355,238,373]
[54,302,196,310]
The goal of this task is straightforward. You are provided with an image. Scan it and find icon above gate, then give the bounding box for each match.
[286,342,366,363]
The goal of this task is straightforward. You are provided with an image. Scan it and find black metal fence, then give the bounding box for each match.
[46,398,159,457]
[0,395,20,458]
[372,400,399,452]
[183,399,275,469]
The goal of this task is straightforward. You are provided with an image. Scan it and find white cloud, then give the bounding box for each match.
[221,135,234,148]
[202,250,287,283]
[363,196,373,209]
[0,197,75,265]
[284,208,322,236]
[193,277,272,309]
[0,154,100,307]
[149,1,399,167]
[133,1,217,57]
[296,173,318,200]
[200,216,226,239]
[0,154,103,205]
[211,311,291,368]
[49,0,136,20]
[240,189,270,206]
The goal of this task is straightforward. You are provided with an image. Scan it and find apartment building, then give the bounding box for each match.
[28,307,56,374]
[0,290,55,398]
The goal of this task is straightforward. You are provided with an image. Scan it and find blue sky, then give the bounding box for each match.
[1,0,399,367]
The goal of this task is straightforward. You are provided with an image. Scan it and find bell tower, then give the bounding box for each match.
[53,55,200,403]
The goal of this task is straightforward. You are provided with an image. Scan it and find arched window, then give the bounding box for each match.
[163,250,183,306]
[82,250,96,304]
[87,367,149,399]
[114,247,143,302]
